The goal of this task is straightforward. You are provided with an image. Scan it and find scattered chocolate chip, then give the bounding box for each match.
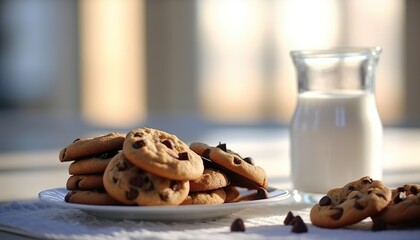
[126,188,139,200]
[319,196,332,206]
[133,140,146,149]
[161,139,174,149]
[233,157,242,164]
[410,185,419,195]
[331,208,344,220]
[217,142,227,152]
[255,187,269,200]
[72,138,80,143]
[243,157,254,165]
[230,218,245,232]
[283,211,295,225]
[354,200,365,210]
[291,216,308,233]
[178,152,189,160]
[394,192,406,204]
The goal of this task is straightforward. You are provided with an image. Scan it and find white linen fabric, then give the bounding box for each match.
[0,199,419,240]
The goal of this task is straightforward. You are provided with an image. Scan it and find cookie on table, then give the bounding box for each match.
[310,176,392,229]
[59,132,125,162]
[65,189,119,205]
[123,128,204,181]
[189,142,268,189]
[103,152,190,206]
[189,168,230,192]
[66,174,104,190]
[68,152,118,175]
[373,184,420,226]
[181,188,226,205]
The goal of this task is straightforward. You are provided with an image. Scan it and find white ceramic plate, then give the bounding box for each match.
[39,187,289,221]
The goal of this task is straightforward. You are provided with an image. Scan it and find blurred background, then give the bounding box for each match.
[0,0,419,152]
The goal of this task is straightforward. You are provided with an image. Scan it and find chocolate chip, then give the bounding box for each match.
[170,180,181,191]
[126,188,139,200]
[233,157,242,164]
[133,140,146,149]
[129,176,142,187]
[362,178,373,185]
[217,142,227,152]
[98,151,118,159]
[319,196,331,206]
[230,218,245,232]
[117,162,128,171]
[255,187,269,200]
[161,139,174,149]
[134,132,143,138]
[410,185,419,195]
[394,192,406,204]
[178,152,189,160]
[291,216,308,233]
[354,200,364,210]
[283,211,295,225]
[202,148,211,159]
[331,208,344,220]
[243,157,254,165]
[159,192,169,201]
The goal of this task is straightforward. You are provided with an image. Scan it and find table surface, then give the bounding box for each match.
[0,127,419,239]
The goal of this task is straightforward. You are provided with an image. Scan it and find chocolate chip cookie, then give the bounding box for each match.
[310,176,392,228]
[103,152,190,206]
[373,184,420,225]
[189,168,230,192]
[189,142,268,189]
[123,128,204,181]
[59,132,125,161]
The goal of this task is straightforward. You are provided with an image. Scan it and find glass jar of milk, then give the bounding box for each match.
[290,47,383,194]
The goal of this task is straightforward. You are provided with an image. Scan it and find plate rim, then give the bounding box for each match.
[38,187,289,220]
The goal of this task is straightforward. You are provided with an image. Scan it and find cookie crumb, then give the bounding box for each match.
[230,218,246,232]
[291,216,308,233]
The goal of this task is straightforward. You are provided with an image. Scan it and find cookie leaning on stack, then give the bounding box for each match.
[59,132,126,205]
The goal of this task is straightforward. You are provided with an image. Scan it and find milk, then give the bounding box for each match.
[290,90,382,193]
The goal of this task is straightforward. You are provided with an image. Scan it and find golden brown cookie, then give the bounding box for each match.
[189,142,268,189]
[123,128,204,181]
[373,184,420,225]
[66,174,104,190]
[68,152,117,175]
[103,152,190,206]
[181,188,226,205]
[59,132,125,161]
[64,189,119,205]
[189,168,230,192]
[310,176,392,229]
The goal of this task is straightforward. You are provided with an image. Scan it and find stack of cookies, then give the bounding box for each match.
[309,176,420,230]
[58,127,269,206]
[59,132,126,205]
